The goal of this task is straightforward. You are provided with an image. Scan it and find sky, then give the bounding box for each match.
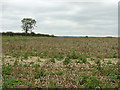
[0,0,119,36]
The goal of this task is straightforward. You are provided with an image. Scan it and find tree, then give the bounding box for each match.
[21,18,36,33]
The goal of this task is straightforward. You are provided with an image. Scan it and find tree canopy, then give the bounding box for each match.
[21,18,36,33]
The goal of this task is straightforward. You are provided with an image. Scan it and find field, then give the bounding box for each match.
[1,36,120,88]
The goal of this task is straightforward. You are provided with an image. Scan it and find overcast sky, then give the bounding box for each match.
[0,0,119,36]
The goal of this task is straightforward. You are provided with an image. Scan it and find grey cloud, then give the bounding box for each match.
[1,0,118,36]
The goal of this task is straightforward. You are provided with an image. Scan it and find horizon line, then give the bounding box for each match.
[0,31,118,37]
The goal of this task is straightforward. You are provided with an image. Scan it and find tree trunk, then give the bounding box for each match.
[25,27,28,34]
[25,30,27,33]
[25,27,28,36]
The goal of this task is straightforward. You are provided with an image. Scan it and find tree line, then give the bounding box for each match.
[2,32,55,37]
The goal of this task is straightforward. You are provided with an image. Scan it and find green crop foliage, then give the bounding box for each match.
[48,80,56,88]
[80,75,101,88]
[34,68,46,79]
[24,52,29,59]
[107,60,112,64]
[3,63,12,75]
[2,36,119,88]
[85,76,102,88]
[63,57,70,65]
[37,58,41,62]
[71,50,78,59]
[55,70,64,75]
[50,57,55,63]
[78,56,87,64]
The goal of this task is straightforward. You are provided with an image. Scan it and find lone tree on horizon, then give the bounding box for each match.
[21,18,36,33]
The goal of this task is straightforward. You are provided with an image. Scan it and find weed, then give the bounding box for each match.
[70,70,73,74]
[85,76,101,88]
[30,61,34,65]
[23,71,30,75]
[80,75,101,88]
[91,58,95,61]
[66,53,72,59]
[24,63,29,67]
[24,52,29,59]
[3,63,12,75]
[96,59,101,66]
[37,58,41,62]
[2,57,5,61]
[76,59,82,63]
[78,56,87,64]
[107,60,112,64]
[21,59,23,62]
[63,57,70,65]
[34,68,46,79]
[91,70,98,76]
[80,75,89,85]
[14,59,19,66]
[78,55,87,63]
[10,59,14,61]
[71,50,78,59]
[16,52,22,58]
[112,46,115,49]
[3,77,17,88]
[82,58,87,63]
[57,53,64,61]
[90,65,97,68]
[48,80,56,88]
[43,50,48,57]
[96,59,101,70]
[52,54,58,59]
[34,64,40,68]
[55,70,64,75]
[113,53,117,58]
[39,68,46,77]
[50,57,55,63]
[40,53,44,58]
